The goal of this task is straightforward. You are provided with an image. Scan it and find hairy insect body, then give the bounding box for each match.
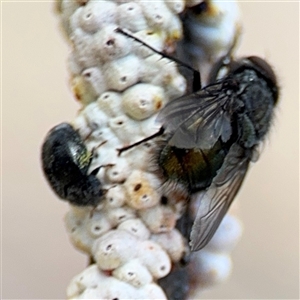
[238,76,275,148]
[159,140,231,193]
[116,54,278,251]
[155,56,278,250]
[41,123,103,206]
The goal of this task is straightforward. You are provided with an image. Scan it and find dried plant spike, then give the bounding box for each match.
[51,1,244,299]
[178,0,242,85]
[112,259,153,287]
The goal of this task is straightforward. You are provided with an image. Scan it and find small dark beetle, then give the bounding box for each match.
[41,122,103,206]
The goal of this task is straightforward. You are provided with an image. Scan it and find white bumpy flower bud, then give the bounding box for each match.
[53,1,243,299]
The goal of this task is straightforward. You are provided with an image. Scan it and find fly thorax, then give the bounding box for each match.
[235,69,275,148]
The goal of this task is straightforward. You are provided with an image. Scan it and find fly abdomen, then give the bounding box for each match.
[159,140,231,193]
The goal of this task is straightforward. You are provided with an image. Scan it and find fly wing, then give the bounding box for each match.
[189,144,250,251]
[157,82,232,149]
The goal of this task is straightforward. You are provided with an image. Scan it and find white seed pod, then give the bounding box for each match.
[188,250,232,291]
[70,75,92,105]
[88,276,141,299]
[70,28,98,70]
[72,277,166,299]
[151,229,186,263]
[139,283,167,300]
[65,208,95,254]
[141,53,168,83]
[178,0,241,84]
[138,240,171,279]
[69,6,84,33]
[166,0,185,14]
[118,141,156,172]
[138,114,161,137]
[112,259,153,287]
[67,51,83,75]
[108,114,145,145]
[86,211,112,239]
[68,266,142,299]
[72,113,91,140]
[66,264,108,299]
[104,157,131,183]
[103,54,141,91]
[56,0,82,37]
[89,127,118,147]
[92,229,139,270]
[165,11,183,41]
[117,218,151,241]
[140,1,173,30]
[81,102,109,132]
[64,206,89,236]
[124,170,161,210]
[97,91,123,117]
[67,204,92,220]
[131,30,165,58]
[142,54,186,96]
[122,83,165,120]
[105,206,136,227]
[117,3,148,32]
[81,67,107,96]
[64,229,91,255]
[70,288,101,299]
[104,185,127,208]
[164,67,187,99]
[72,1,117,34]
[65,206,112,254]
[88,149,120,179]
[71,67,107,104]
[204,213,243,253]
[109,116,158,167]
[139,204,177,233]
[93,25,132,62]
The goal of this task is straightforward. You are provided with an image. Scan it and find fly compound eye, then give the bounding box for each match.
[246,56,279,103]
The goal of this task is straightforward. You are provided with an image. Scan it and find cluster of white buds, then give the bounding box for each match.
[54,0,243,299]
[179,0,241,85]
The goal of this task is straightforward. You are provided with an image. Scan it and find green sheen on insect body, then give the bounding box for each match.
[158,56,278,251]
[120,55,278,251]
